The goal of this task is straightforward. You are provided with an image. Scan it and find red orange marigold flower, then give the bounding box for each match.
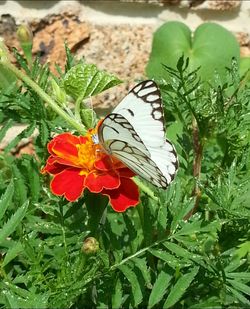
[42,126,139,212]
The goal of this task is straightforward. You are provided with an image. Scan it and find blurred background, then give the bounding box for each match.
[0,0,249,110]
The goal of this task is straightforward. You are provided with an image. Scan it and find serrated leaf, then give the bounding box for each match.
[133,257,151,285]
[148,270,172,308]
[97,250,110,269]
[174,219,202,236]
[163,267,199,308]
[0,119,14,143]
[188,297,223,309]
[27,159,40,202]
[4,122,36,153]
[170,199,196,234]
[2,241,23,266]
[39,120,49,146]
[12,164,27,206]
[149,249,180,269]
[2,281,30,298]
[227,286,250,306]
[224,257,245,273]
[118,264,143,307]
[0,180,14,221]
[64,43,75,72]
[4,290,21,309]
[163,241,193,260]
[112,277,123,309]
[63,62,122,100]
[28,220,64,235]
[3,288,49,309]
[227,279,250,296]
[226,272,250,280]
[0,201,28,244]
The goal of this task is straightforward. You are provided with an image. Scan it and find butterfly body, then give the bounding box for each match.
[97,80,178,188]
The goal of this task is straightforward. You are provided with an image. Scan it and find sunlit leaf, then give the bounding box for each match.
[148,270,171,308]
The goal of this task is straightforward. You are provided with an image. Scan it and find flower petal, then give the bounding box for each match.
[102,178,139,212]
[50,168,85,202]
[94,156,113,171]
[49,133,87,164]
[41,159,66,175]
[85,171,120,193]
[117,167,136,178]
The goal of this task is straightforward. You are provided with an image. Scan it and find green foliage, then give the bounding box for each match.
[0,27,249,309]
[146,21,240,83]
[63,62,122,100]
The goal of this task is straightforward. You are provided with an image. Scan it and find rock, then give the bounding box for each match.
[31,12,90,73]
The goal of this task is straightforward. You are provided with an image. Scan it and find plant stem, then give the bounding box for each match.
[185,118,204,220]
[1,60,87,135]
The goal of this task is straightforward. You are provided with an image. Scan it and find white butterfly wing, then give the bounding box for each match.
[112,80,165,148]
[97,80,178,188]
[98,113,150,156]
[104,139,169,188]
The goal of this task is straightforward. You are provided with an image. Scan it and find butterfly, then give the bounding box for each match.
[97,80,178,188]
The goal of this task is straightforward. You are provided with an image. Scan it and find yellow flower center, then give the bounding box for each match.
[77,131,102,172]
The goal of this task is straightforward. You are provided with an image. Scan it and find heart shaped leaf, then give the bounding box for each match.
[146,21,240,83]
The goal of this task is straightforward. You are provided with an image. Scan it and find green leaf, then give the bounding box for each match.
[188,297,223,309]
[12,164,27,206]
[146,21,240,83]
[39,119,49,146]
[0,201,28,244]
[0,64,17,89]
[227,279,250,296]
[64,43,75,72]
[240,57,250,80]
[2,241,23,266]
[148,270,171,308]
[63,62,122,100]
[112,277,123,309]
[149,249,180,269]
[163,241,193,260]
[133,257,151,285]
[4,122,36,153]
[224,256,245,273]
[226,272,250,280]
[0,180,14,221]
[3,288,49,309]
[174,219,201,237]
[118,264,143,307]
[22,157,40,202]
[28,220,64,235]
[163,267,199,308]
[4,290,21,309]
[0,119,14,143]
[235,241,250,259]
[227,286,250,306]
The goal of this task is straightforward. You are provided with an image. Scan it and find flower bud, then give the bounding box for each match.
[81,237,99,255]
[50,79,67,106]
[80,108,94,129]
[16,24,33,66]
[16,24,33,45]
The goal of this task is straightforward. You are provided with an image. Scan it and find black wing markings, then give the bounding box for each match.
[109,140,168,188]
[131,80,165,123]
